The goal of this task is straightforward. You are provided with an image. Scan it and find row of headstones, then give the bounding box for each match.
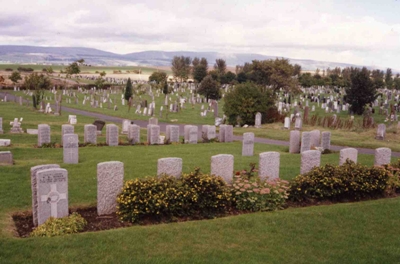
[300,147,392,174]
[289,130,331,153]
[30,162,124,226]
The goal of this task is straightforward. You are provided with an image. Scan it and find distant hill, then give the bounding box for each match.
[0,45,379,71]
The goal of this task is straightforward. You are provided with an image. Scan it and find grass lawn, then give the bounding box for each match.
[1,101,400,263]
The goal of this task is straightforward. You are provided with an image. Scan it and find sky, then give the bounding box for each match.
[1,0,400,69]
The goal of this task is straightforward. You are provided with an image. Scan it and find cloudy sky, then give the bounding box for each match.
[1,0,399,69]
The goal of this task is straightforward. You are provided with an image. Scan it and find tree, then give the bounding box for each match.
[192,57,200,67]
[124,78,133,101]
[9,71,22,84]
[149,71,167,83]
[94,77,106,89]
[371,69,384,89]
[193,64,208,83]
[198,75,220,101]
[23,73,51,109]
[223,82,276,126]
[293,64,302,76]
[163,81,169,95]
[224,71,236,84]
[214,59,227,76]
[385,68,393,88]
[99,71,106,77]
[65,62,80,76]
[171,56,192,81]
[345,67,376,115]
[298,73,314,87]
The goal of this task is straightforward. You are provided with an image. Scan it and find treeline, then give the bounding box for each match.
[171,56,301,93]
[299,67,400,89]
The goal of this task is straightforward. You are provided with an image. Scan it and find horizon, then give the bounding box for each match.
[1,0,399,70]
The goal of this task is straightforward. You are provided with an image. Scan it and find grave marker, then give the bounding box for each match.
[259,152,280,181]
[63,134,79,164]
[374,147,391,166]
[97,161,124,215]
[339,148,358,165]
[242,132,254,156]
[301,150,321,174]
[38,124,50,147]
[84,124,97,144]
[157,158,182,178]
[211,154,234,184]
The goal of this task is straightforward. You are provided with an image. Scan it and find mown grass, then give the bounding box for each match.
[1,99,400,263]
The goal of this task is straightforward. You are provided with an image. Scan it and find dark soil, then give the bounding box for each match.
[12,207,132,238]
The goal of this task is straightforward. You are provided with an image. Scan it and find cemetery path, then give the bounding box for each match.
[1,91,399,157]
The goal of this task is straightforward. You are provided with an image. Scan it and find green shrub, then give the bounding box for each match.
[117,168,231,223]
[231,170,289,212]
[289,161,399,202]
[30,213,87,237]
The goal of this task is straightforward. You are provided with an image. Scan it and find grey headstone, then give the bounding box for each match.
[224,125,233,142]
[310,130,320,148]
[284,117,290,129]
[300,132,311,153]
[38,124,51,147]
[106,124,119,146]
[188,126,198,144]
[61,124,74,145]
[149,117,158,125]
[321,131,331,150]
[157,158,182,178]
[30,164,60,226]
[242,132,254,156]
[211,154,234,184]
[63,134,79,164]
[202,125,216,141]
[255,112,262,128]
[97,161,124,215]
[374,147,391,166]
[289,130,301,153]
[294,116,302,130]
[36,168,68,225]
[0,117,3,134]
[339,148,358,165]
[147,124,160,145]
[259,152,280,181]
[128,124,140,144]
[376,124,386,140]
[301,150,321,174]
[121,119,130,134]
[219,125,226,142]
[166,125,179,143]
[84,124,97,144]
[0,151,13,165]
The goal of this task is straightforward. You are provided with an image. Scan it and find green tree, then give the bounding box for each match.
[394,77,400,90]
[223,82,276,126]
[198,75,220,101]
[149,71,167,83]
[214,59,227,76]
[224,71,236,84]
[298,73,314,87]
[65,62,80,76]
[163,81,170,95]
[171,56,192,81]
[193,64,208,83]
[23,73,51,109]
[9,71,22,84]
[345,67,376,115]
[385,68,393,88]
[124,78,133,101]
[371,69,384,89]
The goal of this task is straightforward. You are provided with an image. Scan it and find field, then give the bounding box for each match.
[1,102,400,263]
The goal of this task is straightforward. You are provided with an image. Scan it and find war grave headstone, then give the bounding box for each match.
[30,164,60,226]
[374,147,391,166]
[38,124,51,147]
[224,125,233,142]
[211,154,234,184]
[0,117,3,134]
[259,152,280,181]
[284,117,290,129]
[61,124,74,145]
[157,158,183,178]
[242,132,254,156]
[339,148,358,165]
[188,126,198,144]
[63,134,79,164]
[321,131,331,150]
[301,150,321,174]
[255,112,262,128]
[166,125,179,143]
[294,115,302,130]
[106,124,119,146]
[128,124,140,144]
[310,130,320,148]
[300,132,311,153]
[219,125,226,142]
[289,130,301,153]
[149,117,158,125]
[36,168,68,225]
[147,125,160,145]
[97,161,124,215]
[84,124,97,144]
[121,119,130,134]
[202,125,216,141]
[376,124,386,140]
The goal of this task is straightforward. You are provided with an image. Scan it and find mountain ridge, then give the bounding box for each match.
[0,45,383,71]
